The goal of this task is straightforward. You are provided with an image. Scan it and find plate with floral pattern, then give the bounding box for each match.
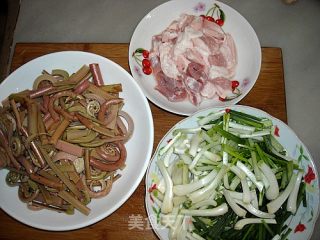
[145,105,319,239]
[129,0,261,115]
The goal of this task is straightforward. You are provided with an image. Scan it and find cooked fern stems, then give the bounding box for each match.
[152,109,305,240]
[0,64,134,215]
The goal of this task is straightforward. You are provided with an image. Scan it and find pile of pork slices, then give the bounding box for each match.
[150,14,237,106]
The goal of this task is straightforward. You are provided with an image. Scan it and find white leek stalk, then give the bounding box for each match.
[161,206,179,228]
[237,161,264,192]
[251,189,259,209]
[259,161,279,200]
[223,189,247,217]
[230,165,246,179]
[173,169,217,196]
[163,147,174,167]
[229,176,241,191]
[234,218,277,230]
[157,178,166,194]
[234,199,275,218]
[173,196,187,207]
[224,173,230,189]
[188,165,227,202]
[229,121,255,132]
[180,203,228,216]
[159,132,181,156]
[157,159,174,214]
[189,132,202,157]
[190,199,217,209]
[203,151,221,162]
[169,214,184,239]
[180,154,192,165]
[198,110,225,125]
[271,234,281,240]
[177,229,188,240]
[201,130,215,145]
[189,143,213,170]
[241,178,251,203]
[287,171,303,213]
[251,151,262,181]
[260,171,270,190]
[267,173,298,214]
[182,215,194,232]
[239,130,271,138]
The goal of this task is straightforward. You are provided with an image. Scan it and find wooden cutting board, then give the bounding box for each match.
[0,43,286,240]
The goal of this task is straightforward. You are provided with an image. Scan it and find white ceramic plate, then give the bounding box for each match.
[129,0,261,115]
[145,105,319,240]
[0,51,154,231]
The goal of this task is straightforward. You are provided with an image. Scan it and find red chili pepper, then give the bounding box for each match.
[219,96,225,101]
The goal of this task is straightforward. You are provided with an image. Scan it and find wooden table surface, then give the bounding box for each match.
[0,43,286,240]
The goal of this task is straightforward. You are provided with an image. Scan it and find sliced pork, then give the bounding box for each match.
[150,13,238,106]
[211,77,233,99]
[155,72,187,102]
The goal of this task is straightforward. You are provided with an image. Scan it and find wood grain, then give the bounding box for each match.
[0,43,286,240]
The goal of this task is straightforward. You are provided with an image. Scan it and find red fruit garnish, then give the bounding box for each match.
[142,58,151,68]
[231,80,239,89]
[219,96,225,101]
[143,66,152,75]
[225,108,231,113]
[216,19,224,26]
[205,16,215,22]
[142,50,149,59]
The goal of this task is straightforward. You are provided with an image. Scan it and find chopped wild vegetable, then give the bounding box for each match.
[150,108,306,240]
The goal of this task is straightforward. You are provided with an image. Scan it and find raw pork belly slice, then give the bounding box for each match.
[208,53,227,67]
[183,76,203,106]
[187,62,207,81]
[150,13,238,106]
[202,18,225,42]
[201,81,217,99]
[210,77,233,99]
[155,72,187,102]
